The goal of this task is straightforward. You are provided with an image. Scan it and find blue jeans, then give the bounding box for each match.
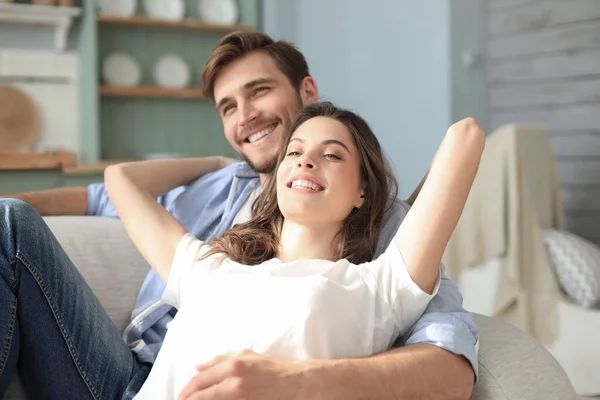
[0,199,149,399]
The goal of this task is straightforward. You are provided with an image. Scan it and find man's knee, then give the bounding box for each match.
[0,199,40,224]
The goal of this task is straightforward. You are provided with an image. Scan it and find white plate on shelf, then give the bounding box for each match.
[97,0,137,16]
[153,54,190,88]
[102,53,141,87]
[198,0,238,25]
[143,0,185,21]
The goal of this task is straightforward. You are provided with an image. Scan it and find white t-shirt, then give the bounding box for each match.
[230,186,262,228]
[134,233,440,400]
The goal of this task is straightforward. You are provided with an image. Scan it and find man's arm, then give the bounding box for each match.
[308,344,474,400]
[2,187,88,216]
[178,341,474,400]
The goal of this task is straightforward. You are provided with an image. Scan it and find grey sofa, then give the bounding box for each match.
[5,216,579,400]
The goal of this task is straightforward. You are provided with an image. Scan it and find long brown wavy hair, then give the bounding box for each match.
[203,102,398,265]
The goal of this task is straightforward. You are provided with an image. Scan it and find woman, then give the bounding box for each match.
[104,101,485,399]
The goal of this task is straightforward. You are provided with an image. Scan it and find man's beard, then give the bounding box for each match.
[242,151,278,174]
[241,95,304,174]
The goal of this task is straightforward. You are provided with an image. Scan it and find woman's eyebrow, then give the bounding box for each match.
[322,139,350,154]
[289,137,350,154]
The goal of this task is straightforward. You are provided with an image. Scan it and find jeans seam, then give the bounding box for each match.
[0,266,17,378]
[16,251,102,400]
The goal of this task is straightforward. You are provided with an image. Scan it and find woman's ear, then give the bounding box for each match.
[355,192,365,208]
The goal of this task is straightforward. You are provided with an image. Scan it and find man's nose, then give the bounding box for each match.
[238,102,260,127]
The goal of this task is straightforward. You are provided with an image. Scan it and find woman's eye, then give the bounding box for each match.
[287,151,300,156]
[325,154,341,160]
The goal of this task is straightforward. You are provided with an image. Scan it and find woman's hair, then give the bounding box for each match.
[203,101,398,265]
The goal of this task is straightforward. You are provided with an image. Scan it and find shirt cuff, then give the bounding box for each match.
[401,313,480,383]
[86,183,104,216]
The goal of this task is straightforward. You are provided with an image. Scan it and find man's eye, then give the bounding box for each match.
[222,104,234,115]
[254,87,268,95]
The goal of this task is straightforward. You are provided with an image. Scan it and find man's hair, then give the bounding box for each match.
[202,31,311,103]
[201,101,399,266]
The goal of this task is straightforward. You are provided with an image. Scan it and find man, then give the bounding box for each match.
[5,32,479,399]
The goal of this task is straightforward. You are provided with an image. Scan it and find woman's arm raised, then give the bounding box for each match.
[395,118,485,294]
[105,156,233,282]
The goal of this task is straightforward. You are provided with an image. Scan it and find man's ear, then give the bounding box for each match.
[299,76,319,105]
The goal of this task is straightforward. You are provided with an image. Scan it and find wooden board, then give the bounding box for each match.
[100,86,205,100]
[488,19,600,59]
[556,160,600,185]
[562,188,600,211]
[490,0,600,34]
[565,213,600,240]
[491,103,600,131]
[0,151,76,170]
[490,78,600,109]
[488,47,600,83]
[97,14,254,33]
[551,133,600,157]
[488,0,537,9]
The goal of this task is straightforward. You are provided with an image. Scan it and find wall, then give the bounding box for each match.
[262,0,488,198]
[450,0,489,129]
[486,0,600,243]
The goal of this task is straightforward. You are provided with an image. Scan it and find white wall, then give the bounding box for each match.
[262,0,488,198]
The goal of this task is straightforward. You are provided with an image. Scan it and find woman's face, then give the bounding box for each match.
[276,116,365,228]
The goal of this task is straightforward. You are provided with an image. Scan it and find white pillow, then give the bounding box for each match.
[543,229,600,308]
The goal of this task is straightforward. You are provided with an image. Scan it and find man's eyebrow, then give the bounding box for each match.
[289,138,351,154]
[215,78,278,111]
[244,77,277,89]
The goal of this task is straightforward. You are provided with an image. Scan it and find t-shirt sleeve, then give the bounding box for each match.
[161,233,209,309]
[365,235,441,333]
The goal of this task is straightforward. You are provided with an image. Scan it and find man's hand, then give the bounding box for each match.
[218,156,240,169]
[177,350,321,400]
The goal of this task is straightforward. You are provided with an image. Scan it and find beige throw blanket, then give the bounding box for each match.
[442,124,563,345]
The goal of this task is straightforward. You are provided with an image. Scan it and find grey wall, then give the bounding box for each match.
[486,0,600,244]
[450,0,488,129]
[262,0,488,198]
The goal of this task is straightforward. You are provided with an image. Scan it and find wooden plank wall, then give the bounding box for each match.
[487,0,600,243]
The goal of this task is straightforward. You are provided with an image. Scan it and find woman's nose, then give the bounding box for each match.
[297,161,314,169]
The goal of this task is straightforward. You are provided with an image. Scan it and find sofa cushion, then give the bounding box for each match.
[543,229,600,308]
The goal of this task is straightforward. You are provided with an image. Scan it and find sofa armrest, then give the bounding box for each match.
[471,313,577,400]
[44,216,151,334]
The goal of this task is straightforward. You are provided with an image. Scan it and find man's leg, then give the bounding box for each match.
[0,199,149,399]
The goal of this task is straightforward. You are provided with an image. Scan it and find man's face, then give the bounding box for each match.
[213,52,309,174]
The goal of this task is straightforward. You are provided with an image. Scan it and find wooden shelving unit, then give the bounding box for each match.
[97,14,254,33]
[0,152,77,170]
[100,86,205,100]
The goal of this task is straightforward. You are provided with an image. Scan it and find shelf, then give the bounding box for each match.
[97,14,254,33]
[0,151,77,170]
[0,3,82,51]
[100,86,205,100]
